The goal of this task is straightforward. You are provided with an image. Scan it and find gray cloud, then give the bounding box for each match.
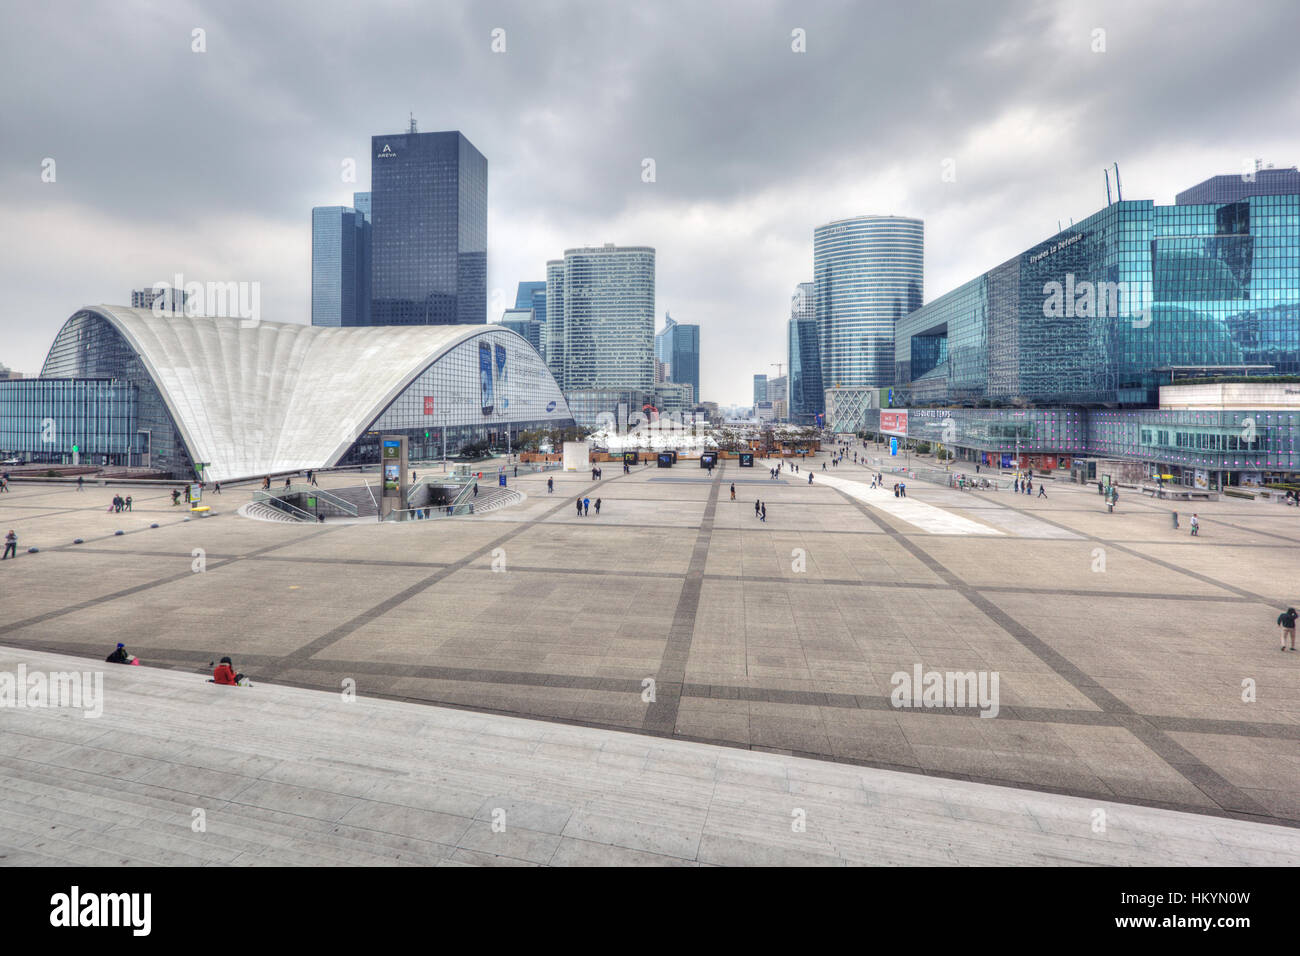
[2,0,1297,402]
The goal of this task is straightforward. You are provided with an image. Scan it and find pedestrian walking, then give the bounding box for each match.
[1172,510,1179,529]
[760,502,766,522]
[311,471,319,486]
[171,489,180,506]
[2,529,16,560]
[808,472,813,484]
[1190,513,1199,536]
[730,483,736,501]
[583,496,590,516]
[214,482,221,494]
[547,477,554,493]
[755,499,760,517]
[1278,607,1298,651]
[125,495,133,511]
[595,498,601,515]
[576,498,583,517]
[282,478,290,490]
[1037,485,1046,498]
[77,476,84,492]
[900,483,907,498]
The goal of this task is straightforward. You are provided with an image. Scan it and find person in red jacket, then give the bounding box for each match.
[212,656,244,685]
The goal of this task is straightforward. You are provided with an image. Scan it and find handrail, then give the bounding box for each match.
[251,491,316,522]
[280,483,358,516]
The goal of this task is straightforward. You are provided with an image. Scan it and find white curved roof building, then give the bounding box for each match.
[37,306,574,481]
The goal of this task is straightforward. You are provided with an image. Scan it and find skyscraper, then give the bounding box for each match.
[311,205,371,327]
[515,280,547,359]
[753,374,768,405]
[552,245,655,391]
[369,129,487,326]
[788,281,823,424]
[545,259,565,385]
[814,215,923,388]
[498,307,543,354]
[352,191,371,221]
[655,312,701,401]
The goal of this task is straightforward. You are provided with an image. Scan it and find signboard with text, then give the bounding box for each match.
[423,396,435,415]
[880,410,908,438]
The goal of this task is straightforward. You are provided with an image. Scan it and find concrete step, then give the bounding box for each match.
[2,645,1298,866]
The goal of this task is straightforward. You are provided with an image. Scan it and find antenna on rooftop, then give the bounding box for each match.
[1104,168,1113,206]
[408,112,418,134]
[1113,163,1122,202]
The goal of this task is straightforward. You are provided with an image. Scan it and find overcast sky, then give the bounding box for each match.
[2,0,1297,404]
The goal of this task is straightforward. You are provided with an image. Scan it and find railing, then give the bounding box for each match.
[284,483,359,516]
[251,491,317,522]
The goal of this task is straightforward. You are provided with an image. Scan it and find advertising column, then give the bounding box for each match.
[380,435,408,521]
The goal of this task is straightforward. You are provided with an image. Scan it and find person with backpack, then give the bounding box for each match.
[106,642,136,665]
[1278,607,1297,651]
[171,488,181,506]
[1190,513,1199,536]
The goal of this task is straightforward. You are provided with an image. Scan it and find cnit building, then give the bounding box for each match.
[860,168,1300,490]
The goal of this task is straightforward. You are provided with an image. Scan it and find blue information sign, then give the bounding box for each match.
[890,437,899,456]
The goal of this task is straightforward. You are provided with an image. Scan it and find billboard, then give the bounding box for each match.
[738,453,754,467]
[479,341,494,415]
[880,410,908,437]
[657,452,674,468]
[700,453,717,468]
[423,396,434,415]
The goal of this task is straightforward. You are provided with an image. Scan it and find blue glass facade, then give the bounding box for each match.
[655,315,700,400]
[370,130,487,326]
[788,317,823,424]
[0,379,139,464]
[311,206,370,327]
[814,216,923,388]
[896,187,1300,406]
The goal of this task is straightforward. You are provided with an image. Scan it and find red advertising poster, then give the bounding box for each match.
[423,396,435,415]
[1044,456,1058,470]
[880,410,908,437]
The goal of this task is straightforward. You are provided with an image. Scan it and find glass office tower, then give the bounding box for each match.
[753,374,767,405]
[895,180,1300,406]
[814,216,923,389]
[556,245,656,392]
[655,313,700,401]
[311,205,370,327]
[545,259,565,387]
[370,130,487,326]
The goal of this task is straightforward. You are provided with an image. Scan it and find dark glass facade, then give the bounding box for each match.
[788,317,823,424]
[311,206,370,327]
[370,131,487,326]
[896,188,1300,406]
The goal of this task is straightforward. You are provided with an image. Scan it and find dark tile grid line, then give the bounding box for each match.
[831,485,1274,821]
[23,635,1298,747]
[256,472,633,680]
[0,525,349,638]
[641,465,723,735]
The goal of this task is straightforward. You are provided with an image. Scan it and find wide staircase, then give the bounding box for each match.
[2,646,1297,866]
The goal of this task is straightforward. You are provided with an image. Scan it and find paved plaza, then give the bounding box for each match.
[2,448,1300,846]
